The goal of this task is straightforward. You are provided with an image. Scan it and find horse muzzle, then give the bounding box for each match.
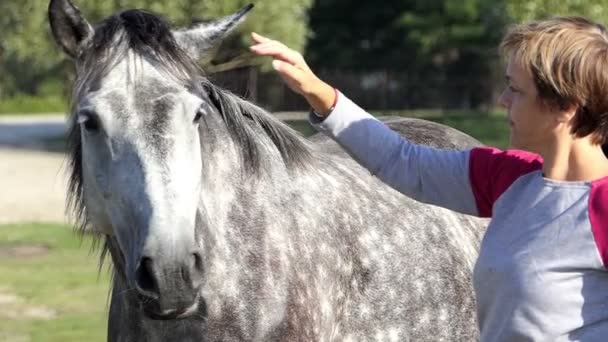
[134,252,205,320]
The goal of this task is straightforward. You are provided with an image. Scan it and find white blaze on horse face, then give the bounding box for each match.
[78,51,203,269]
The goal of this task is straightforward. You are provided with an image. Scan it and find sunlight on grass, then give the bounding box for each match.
[0,96,67,115]
[0,223,110,342]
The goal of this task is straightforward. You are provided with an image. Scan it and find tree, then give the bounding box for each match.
[0,0,63,96]
[305,0,506,109]
[0,0,312,97]
[506,0,608,24]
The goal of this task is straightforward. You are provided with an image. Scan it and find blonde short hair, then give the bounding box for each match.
[500,17,608,145]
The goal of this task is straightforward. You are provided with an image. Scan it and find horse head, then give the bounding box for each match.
[49,0,253,320]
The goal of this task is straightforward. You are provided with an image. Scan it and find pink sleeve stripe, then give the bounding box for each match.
[589,178,608,268]
[469,147,543,217]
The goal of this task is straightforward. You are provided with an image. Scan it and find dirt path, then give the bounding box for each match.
[0,147,69,224]
[0,115,69,224]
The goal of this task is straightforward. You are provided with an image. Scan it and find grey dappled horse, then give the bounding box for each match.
[49,0,487,340]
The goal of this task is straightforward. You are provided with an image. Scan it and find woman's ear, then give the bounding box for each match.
[554,104,578,124]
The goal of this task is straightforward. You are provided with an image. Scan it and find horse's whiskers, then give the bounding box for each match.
[115,286,138,297]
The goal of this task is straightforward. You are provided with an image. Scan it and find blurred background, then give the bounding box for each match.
[1,0,607,341]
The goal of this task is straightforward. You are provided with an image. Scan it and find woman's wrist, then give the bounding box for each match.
[304,80,337,117]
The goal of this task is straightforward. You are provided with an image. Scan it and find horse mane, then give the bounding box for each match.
[200,79,314,172]
[66,9,314,258]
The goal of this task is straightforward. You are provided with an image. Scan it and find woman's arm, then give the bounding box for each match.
[311,91,479,215]
[250,32,480,215]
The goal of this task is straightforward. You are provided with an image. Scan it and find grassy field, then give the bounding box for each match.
[289,109,510,148]
[0,96,67,115]
[417,112,509,148]
[0,223,110,342]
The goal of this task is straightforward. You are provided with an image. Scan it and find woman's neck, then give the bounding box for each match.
[538,136,608,182]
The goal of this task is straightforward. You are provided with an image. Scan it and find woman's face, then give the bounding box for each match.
[498,59,558,152]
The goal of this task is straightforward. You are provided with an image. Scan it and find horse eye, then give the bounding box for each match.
[193,108,203,123]
[77,111,101,132]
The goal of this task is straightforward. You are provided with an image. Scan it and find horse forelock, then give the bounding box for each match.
[73,9,202,101]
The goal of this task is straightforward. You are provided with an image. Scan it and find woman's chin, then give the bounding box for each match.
[509,140,528,152]
[509,141,542,155]
[509,135,527,151]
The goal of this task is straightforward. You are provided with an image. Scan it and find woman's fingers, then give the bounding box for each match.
[250,34,302,64]
[272,60,310,95]
[251,40,289,55]
[273,60,303,81]
[249,33,317,95]
[251,32,272,44]
[250,43,306,69]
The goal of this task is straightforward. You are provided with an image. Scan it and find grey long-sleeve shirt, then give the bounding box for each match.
[310,91,608,341]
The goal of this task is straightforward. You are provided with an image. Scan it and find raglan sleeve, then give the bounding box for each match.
[309,91,544,218]
[309,91,479,216]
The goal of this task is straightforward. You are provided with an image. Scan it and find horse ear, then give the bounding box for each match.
[173,4,254,61]
[48,0,94,58]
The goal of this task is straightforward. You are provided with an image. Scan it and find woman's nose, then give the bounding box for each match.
[498,90,510,109]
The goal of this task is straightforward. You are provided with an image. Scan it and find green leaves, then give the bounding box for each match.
[0,0,313,97]
[506,0,608,24]
[5,0,606,106]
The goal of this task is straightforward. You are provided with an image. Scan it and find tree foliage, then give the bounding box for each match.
[306,0,504,70]
[305,0,506,108]
[0,0,312,97]
[506,0,608,24]
[4,0,608,108]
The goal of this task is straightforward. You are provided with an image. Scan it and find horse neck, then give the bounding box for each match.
[197,111,292,219]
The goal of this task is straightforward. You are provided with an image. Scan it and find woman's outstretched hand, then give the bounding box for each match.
[249,32,337,117]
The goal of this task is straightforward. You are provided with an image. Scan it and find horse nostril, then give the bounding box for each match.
[135,256,158,298]
[192,252,204,273]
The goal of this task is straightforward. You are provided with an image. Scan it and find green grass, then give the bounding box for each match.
[417,113,510,148]
[0,223,110,342]
[0,96,68,115]
[284,119,318,137]
[287,109,510,149]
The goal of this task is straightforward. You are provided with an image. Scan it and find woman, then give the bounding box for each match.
[250,16,608,341]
